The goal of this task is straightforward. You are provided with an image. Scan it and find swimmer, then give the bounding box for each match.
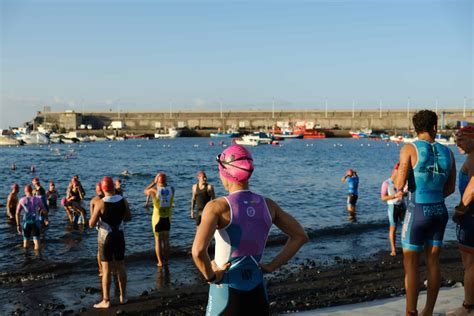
[6,183,19,220]
[341,169,359,219]
[89,177,132,308]
[115,179,123,196]
[46,181,59,209]
[381,162,407,256]
[90,182,105,276]
[32,177,49,226]
[30,165,36,173]
[64,177,87,224]
[121,170,130,177]
[449,126,474,315]
[192,145,308,315]
[144,173,175,267]
[16,185,48,250]
[11,163,16,171]
[190,171,215,226]
[395,110,456,316]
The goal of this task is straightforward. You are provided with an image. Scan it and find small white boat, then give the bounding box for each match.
[246,132,273,144]
[234,136,259,146]
[155,127,180,139]
[435,134,455,145]
[20,132,50,145]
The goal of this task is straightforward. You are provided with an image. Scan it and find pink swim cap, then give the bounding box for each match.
[61,197,67,206]
[216,145,254,183]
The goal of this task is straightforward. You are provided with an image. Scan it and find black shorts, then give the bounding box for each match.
[23,222,41,240]
[347,194,358,206]
[208,283,269,316]
[155,217,171,232]
[99,230,125,262]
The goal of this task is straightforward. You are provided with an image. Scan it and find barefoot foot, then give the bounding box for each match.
[93,300,110,309]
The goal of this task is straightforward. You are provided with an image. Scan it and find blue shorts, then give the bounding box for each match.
[401,201,448,251]
[388,204,406,227]
[22,222,41,241]
[457,210,474,253]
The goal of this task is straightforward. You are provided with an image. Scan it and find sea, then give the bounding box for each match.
[0,137,463,313]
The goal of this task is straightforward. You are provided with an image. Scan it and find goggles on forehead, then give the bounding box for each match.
[216,153,254,172]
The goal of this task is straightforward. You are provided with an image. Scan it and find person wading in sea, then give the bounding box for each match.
[395,110,456,316]
[190,170,215,226]
[144,173,175,267]
[89,177,131,309]
[192,144,308,315]
[341,168,359,220]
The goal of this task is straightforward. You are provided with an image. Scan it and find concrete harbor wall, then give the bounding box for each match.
[34,109,472,132]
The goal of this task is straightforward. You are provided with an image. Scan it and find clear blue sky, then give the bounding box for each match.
[1,0,472,128]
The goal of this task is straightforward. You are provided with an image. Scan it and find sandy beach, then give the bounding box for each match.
[79,242,465,315]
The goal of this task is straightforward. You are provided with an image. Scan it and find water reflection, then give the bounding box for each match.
[156,265,170,289]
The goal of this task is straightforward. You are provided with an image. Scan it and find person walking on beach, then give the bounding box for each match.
[16,185,48,250]
[450,126,474,315]
[192,145,308,315]
[6,183,19,220]
[144,173,175,267]
[381,162,406,256]
[341,169,359,219]
[190,170,215,226]
[395,110,456,316]
[89,176,131,309]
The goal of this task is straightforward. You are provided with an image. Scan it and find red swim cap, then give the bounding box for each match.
[217,145,254,183]
[197,171,206,178]
[156,173,167,185]
[456,126,474,138]
[95,182,103,195]
[32,177,40,184]
[101,176,114,192]
[11,183,19,191]
[347,169,354,175]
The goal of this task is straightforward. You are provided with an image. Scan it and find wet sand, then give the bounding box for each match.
[80,242,465,315]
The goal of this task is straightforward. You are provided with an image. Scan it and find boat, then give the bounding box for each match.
[210,129,240,138]
[246,132,273,144]
[0,135,23,146]
[270,127,303,139]
[154,127,180,139]
[349,128,372,138]
[435,134,455,145]
[19,131,50,145]
[293,126,326,139]
[234,136,259,146]
[389,135,417,143]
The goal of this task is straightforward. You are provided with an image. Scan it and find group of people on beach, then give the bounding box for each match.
[3,109,474,315]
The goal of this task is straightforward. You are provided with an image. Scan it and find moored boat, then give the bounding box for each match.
[155,127,180,139]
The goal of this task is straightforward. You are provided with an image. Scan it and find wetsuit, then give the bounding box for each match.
[381,178,406,227]
[152,186,174,235]
[207,190,272,316]
[401,140,452,251]
[6,193,18,219]
[98,195,127,262]
[47,189,58,208]
[16,196,45,241]
[66,187,84,224]
[115,188,123,196]
[347,176,359,206]
[195,183,212,226]
[457,171,474,253]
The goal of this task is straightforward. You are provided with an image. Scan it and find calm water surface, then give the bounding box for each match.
[0,138,463,312]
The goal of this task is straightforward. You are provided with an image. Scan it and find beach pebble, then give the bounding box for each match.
[140,290,149,297]
[453,282,464,288]
[116,310,125,315]
[270,301,277,307]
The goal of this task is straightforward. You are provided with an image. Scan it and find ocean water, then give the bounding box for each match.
[0,138,463,312]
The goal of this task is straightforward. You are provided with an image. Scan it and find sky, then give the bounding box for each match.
[0,0,472,128]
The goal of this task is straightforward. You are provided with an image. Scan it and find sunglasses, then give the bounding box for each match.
[216,154,254,173]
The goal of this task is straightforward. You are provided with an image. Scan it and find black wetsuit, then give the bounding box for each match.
[195,183,211,226]
[98,195,127,262]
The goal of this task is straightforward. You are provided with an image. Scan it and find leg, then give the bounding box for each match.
[64,206,73,222]
[97,251,103,276]
[421,246,442,316]
[114,260,128,304]
[403,249,421,315]
[154,235,163,266]
[461,251,474,307]
[162,231,170,263]
[389,226,397,256]
[23,239,29,248]
[33,239,40,251]
[94,261,111,308]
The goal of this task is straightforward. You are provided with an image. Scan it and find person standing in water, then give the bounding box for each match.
[341,169,359,219]
[144,173,175,267]
[381,162,406,256]
[192,145,308,315]
[190,171,215,226]
[89,177,131,308]
[395,110,456,316]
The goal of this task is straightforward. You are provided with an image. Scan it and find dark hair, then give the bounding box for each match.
[412,110,437,135]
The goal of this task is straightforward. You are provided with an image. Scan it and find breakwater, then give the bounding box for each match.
[33,109,471,132]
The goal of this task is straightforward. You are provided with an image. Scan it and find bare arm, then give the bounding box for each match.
[190,184,196,218]
[208,184,216,200]
[144,180,156,196]
[395,144,413,190]
[340,175,348,182]
[6,193,13,210]
[88,200,103,228]
[192,199,230,283]
[443,150,456,198]
[260,198,309,273]
[15,203,22,232]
